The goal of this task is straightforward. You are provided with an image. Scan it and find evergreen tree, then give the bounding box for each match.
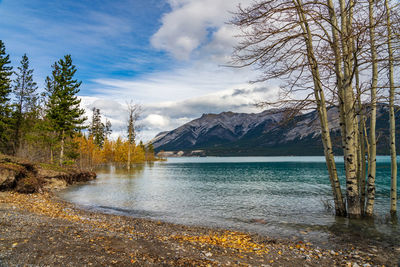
[0,40,13,152]
[146,143,155,160]
[126,102,140,170]
[105,118,112,138]
[12,54,38,154]
[89,107,105,147]
[45,55,86,165]
[146,143,154,154]
[139,140,145,150]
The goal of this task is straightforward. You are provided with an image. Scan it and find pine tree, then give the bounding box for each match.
[105,119,112,138]
[0,40,13,152]
[146,143,154,154]
[89,107,105,147]
[146,143,155,160]
[45,55,86,165]
[12,54,38,154]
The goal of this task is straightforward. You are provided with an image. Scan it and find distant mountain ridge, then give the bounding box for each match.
[151,105,400,156]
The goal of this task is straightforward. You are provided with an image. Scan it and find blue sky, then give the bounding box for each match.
[0,0,276,140]
[0,0,173,91]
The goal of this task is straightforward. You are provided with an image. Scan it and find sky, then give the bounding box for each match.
[0,0,279,141]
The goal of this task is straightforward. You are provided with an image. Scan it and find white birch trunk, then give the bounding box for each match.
[338,0,361,217]
[295,0,346,215]
[385,0,397,216]
[365,0,378,217]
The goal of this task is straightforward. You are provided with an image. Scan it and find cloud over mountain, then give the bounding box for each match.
[80,85,279,141]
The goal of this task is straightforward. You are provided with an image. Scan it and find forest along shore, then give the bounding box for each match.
[0,192,398,266]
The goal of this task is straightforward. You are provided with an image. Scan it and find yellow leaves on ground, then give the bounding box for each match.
[5,192,274,257]
[4,193,114,232]
[169,232,270,255]
[2,192,315,261]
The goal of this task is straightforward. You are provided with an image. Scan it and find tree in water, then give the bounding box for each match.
[385,0,397,217]
[146,143,155,160]
[126,102,141,170]
[45,55,86,165]
[231,0,399,218]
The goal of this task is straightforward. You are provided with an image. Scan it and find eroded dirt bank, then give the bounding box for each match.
[0,192,398,266]
[0,154,96,193]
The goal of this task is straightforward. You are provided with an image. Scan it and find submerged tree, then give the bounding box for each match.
[231,0,399,218]
[365,0,379,217]
[0,41,13,153]
[385,0,397,217]
[45,55,86,165]
[126,102,141,170]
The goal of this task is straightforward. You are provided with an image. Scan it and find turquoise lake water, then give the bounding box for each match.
[59,156,400,246]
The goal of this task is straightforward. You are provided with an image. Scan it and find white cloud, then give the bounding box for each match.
[79,0,280,142]
[80,85,279,142]
[91,60,262,103]
[151,0,251,60]
[143,114,170,128]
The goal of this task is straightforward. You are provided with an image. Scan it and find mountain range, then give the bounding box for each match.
[151,104,400,156]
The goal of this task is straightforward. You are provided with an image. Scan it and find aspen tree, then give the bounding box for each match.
[385,0,397,216]
[365,0,378,217]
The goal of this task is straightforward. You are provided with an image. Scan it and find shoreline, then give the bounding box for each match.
[0,191,398,266]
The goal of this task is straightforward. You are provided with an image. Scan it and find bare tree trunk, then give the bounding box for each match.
[60,130,65,166]
[366,0,378,217]
[338,0,361,218]
[351,23,367,214]
[326,0,347,157]
[13,75,25,156]
[295,0,346,216]
[126,102,140,170]
[385,0,397,216]
[356,68,367,215]
[127,143,131,170]
[349,0,360,192]
[80,145,82,170]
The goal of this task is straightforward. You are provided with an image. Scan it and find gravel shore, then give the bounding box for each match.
[0,191,398,266]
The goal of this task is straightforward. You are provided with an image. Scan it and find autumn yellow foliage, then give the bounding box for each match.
[74,135,155,169]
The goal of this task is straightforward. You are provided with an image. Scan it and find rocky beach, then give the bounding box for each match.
[0,155,399,266]
[0,190,398,266]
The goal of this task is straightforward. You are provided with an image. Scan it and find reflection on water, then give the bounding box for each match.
[59,156,400,247]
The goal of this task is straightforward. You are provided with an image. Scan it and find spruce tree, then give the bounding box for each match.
[146,143,154,154]
[45,55,86,165]
[126,102,140,170]
[0,40,13,153]
[12,54,38,154]
[89,107,105,147]
[105,119,112,138]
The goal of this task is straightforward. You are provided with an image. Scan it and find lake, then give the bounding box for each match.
[59,156,400,247]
